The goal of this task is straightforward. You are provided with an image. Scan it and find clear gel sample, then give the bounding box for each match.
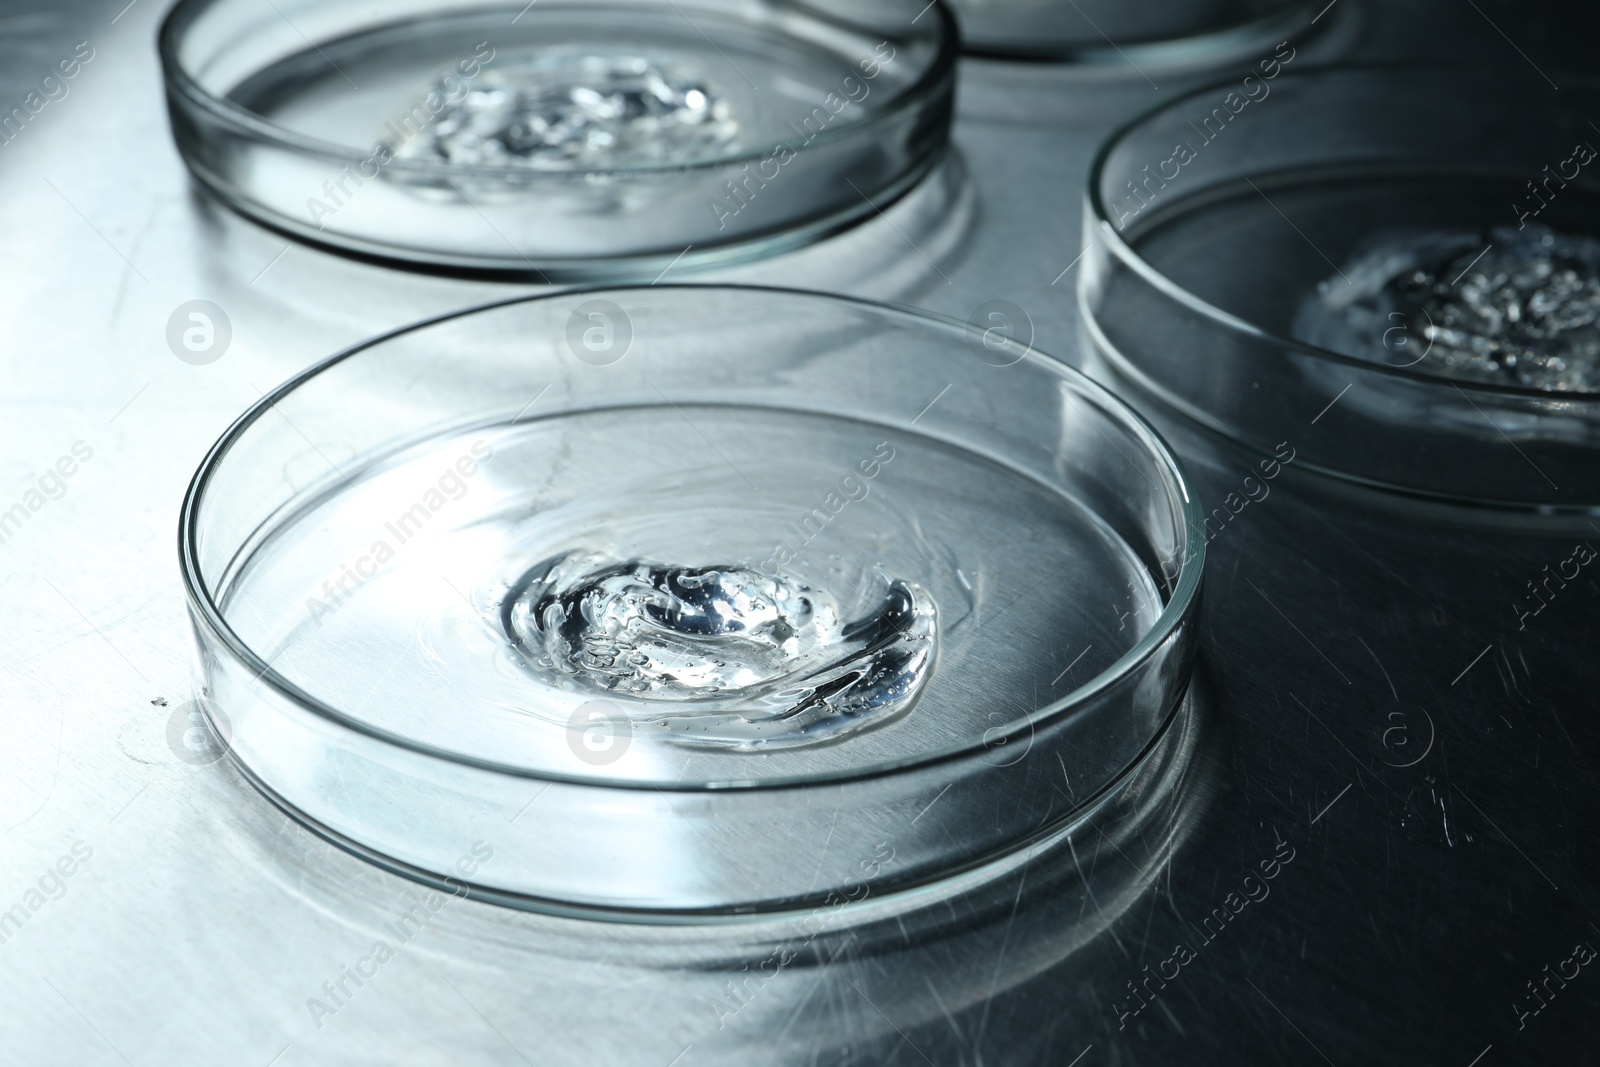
[1295,225,1600,392]
[504,554,934,748]
[390,53,739,170]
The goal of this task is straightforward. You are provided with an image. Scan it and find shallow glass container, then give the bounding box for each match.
[180,286,1203,918]
[1082,64,1600,509]
[160,0,956,276]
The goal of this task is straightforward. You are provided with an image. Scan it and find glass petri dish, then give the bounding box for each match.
[179,285,1203,919]
[159,0,956,277]
[1081,64,1600,510]
[947,0,1312,64]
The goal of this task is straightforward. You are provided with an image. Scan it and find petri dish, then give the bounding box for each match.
[179,285,1204,919]
[1081,64,1600,510]
[946,0,1312,64]
[159,0,956,277]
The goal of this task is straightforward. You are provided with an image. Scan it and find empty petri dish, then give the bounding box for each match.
[947,0,1312,64]
[1081,64,1600,509]
[179,286,1203,918]
[159,0,956,276]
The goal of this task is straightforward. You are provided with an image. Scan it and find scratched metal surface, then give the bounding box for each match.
[1,0,1596,1064]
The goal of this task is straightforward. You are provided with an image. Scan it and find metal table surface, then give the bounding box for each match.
[1,1,1596,1064]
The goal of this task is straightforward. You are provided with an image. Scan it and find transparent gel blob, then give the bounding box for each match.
[503,554,935,749]
[390,53,738,170]
[1294,225,1600,392]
